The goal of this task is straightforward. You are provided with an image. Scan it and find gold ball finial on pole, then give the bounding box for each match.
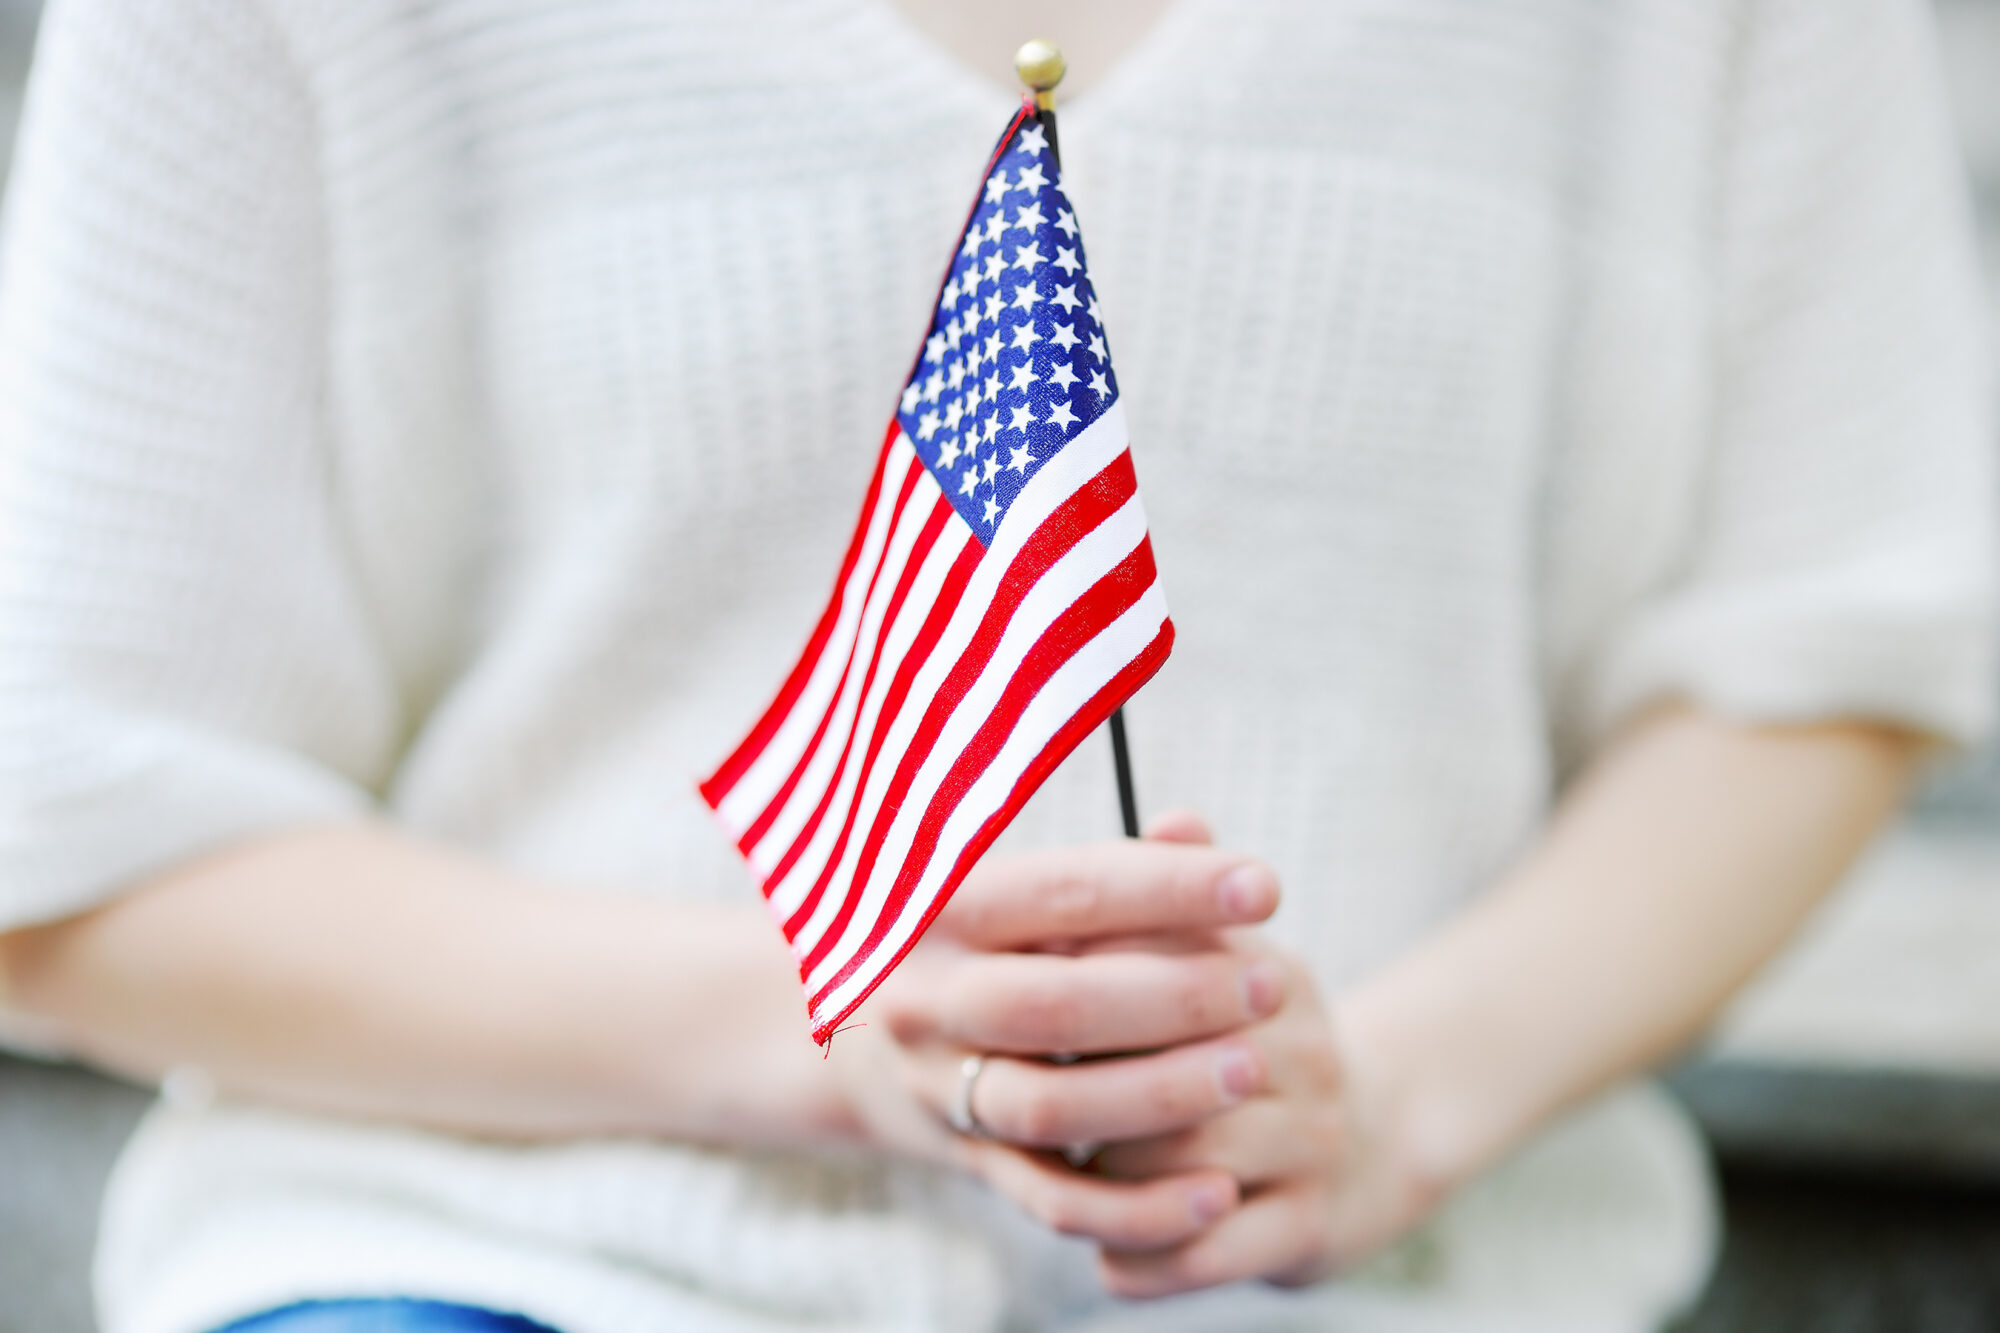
[1014,39,1066,110]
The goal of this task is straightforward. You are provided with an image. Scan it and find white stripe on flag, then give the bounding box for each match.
[716,443,917,833]
[748,463,940,874]
[797,492,1152,985]
[812,583,1172,1023]
[775,406,1131,939]
[764,494,978,912]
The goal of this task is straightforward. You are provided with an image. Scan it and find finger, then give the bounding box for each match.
[1143,808,1214,845]
[946,843,1279,950]
[938,949,1286,1054]
[1098,1181,1333,1297]
[962,1039,1267,1147]
[1092,1099,1343,1186]
[971,1141,1239,1250]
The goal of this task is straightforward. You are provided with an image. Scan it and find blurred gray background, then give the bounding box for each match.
[2,2,2000,1330]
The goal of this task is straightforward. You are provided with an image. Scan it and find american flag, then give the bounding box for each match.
[701,102,1173,1044]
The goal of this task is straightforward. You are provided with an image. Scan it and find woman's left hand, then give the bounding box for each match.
[1087,932,1447,1297]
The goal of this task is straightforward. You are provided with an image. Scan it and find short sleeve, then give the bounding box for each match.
[1576,0,1996,750]
[0,0,402,929]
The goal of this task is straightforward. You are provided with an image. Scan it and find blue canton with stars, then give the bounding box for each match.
[896,115,1119,546]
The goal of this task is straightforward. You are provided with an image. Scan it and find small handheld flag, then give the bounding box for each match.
[700,78,1172,1045]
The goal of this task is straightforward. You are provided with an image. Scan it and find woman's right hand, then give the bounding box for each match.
[830,815,1288,1252]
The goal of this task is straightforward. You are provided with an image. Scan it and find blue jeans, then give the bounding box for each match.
[212,1299,561,1332]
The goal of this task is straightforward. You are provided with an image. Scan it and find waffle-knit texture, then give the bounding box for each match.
[0,1,1989,1330]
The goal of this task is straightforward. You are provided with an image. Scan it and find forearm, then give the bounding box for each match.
[1341,703,1921,1196]
[0,824,855,1145]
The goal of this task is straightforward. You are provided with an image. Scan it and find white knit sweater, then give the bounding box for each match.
[0,1,1991,1330]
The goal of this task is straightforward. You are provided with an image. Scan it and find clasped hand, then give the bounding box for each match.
[837,812,1439,1298]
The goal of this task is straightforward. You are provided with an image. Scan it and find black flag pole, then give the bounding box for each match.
[1015,39,1142,840]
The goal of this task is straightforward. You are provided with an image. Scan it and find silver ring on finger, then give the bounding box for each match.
[948,1053,991,1138]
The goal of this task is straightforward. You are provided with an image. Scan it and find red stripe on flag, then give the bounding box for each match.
[811,616,1176,1042]
[807,533,1161,999]
[699,422,900,806]
[794,452,1140,974]
[779,531,983,938]
[759,496,955,888]
[736,458,927,856]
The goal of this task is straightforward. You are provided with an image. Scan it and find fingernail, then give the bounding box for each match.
[1188,1181,1233,1225]
[1216,1046,1260,1100]
[1218,863,1277,919]
[1242,960,1285,1016]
